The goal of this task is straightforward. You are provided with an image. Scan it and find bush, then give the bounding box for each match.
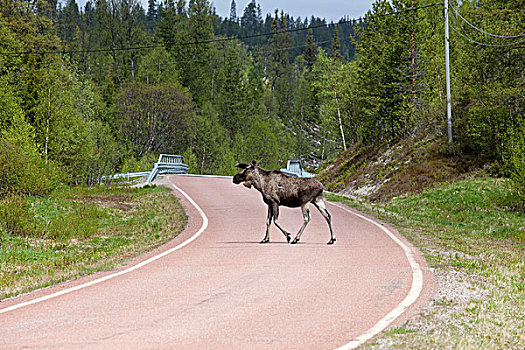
[0,195,33,237]
[510,130,525,204]
[0,137,62,199]
[120,154,157,173]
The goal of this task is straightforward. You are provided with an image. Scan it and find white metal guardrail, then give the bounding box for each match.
[279,160,315,178]
[102,154,188,183]
[104,157,311,183]
[145,154,188,183]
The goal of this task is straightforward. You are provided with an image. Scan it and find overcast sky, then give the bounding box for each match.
[211,0,375,22]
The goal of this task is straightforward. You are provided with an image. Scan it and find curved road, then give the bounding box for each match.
[0,175,435,349]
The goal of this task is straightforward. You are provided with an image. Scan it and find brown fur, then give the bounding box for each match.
[233,160,336,244]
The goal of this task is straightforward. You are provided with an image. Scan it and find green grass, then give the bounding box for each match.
[327,177,525,349]
[0,185,186,300]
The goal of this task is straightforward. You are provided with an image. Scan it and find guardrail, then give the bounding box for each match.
[101,171,151,181]
[102,154,188,184]
[104,157,311,182]
[280,160,315,178]
[145,154,188,183]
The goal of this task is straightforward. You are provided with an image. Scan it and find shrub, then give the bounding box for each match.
[0,137,62,199]
[0,195,32,237]
[120,154,157,173]
[509,128,525,204]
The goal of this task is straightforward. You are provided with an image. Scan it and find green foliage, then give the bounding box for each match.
[509,127,525,201]
[304,28,317,72]
[120,154,158,173]
[0,78,25,132]
[114,82,196,158]
[188,103,234,175]
[267,10,293,119]
[0,15,23,77]
[136,47,181,85]
[383,177,524,241]
[159,0,215,104]
[0,132,63,199]
[214,40,251,139]
[452,1,525,162]
[241,118,292,169]
[353,0,418,144]
[0,185,187,299]
[1,0,522,184]
[0,195,32,237]
[312,50,355,158]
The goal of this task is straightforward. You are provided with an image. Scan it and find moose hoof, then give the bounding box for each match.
[260,239,269,244]
[327,238,336,245]
[291,238,299,244]
[286,235,291,243]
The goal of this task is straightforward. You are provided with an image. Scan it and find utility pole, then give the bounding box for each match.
[444,0,453,153]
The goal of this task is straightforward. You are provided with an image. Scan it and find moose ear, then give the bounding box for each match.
[235,163,249,169]
[252,160,261,167]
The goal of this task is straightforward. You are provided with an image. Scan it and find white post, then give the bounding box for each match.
[444,0,453,153]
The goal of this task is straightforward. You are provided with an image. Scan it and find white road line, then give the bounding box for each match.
[329,202,424,350]
[0,183,208,315]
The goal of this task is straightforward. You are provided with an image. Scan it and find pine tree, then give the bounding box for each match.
[268,9,293,119]
[240,0,263,46]
[353,0,416,143]
[229,0,237,22]
[147,0,158,31]
[330,25,342,61]
[451,0,525,163]
[304,28,317,72]
[215,41,250,140]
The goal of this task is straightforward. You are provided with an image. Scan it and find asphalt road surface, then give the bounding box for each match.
[0,175,435,349]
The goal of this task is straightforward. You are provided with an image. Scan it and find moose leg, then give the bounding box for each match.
[271,203,291,243]
[291,204,311,244]
[260,206,273,244]
[313,197,336,245]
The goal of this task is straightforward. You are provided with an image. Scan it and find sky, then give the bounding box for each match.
[210,0,376,22]
[71,0,376,23]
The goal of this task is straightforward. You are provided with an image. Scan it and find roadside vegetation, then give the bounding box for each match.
[325,174,524,348]
[0,185,186,300]
[319,133,525,348]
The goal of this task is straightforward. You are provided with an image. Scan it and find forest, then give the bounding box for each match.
[0,0,524,197]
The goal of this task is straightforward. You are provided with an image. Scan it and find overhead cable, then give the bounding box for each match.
[0,19,356,56]
[450,24,525,47]
[80,39,334,72]
[0,3,442,57]
[449,3,525,39]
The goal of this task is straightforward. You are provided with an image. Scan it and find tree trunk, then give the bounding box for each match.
[45,86,51,164]
[333,86,347,151]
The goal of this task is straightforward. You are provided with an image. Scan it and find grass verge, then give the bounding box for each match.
[327,177,525,349]
[0,184,186,300]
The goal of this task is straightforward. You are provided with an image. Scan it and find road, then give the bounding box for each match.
[0,175,435,349]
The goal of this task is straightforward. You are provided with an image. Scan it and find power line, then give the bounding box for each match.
[449,3,525,39]
[0,20,354,56]
[450,24,525,48]
[79,39,334,73]
[0,3,443,57]
[449,8,525,48]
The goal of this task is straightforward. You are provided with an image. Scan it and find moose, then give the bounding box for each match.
[233,160,336,245]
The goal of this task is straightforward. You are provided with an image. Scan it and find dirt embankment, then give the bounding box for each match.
[318,136,484,201]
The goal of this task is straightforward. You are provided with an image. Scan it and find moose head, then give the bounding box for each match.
[233,160,260,189]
